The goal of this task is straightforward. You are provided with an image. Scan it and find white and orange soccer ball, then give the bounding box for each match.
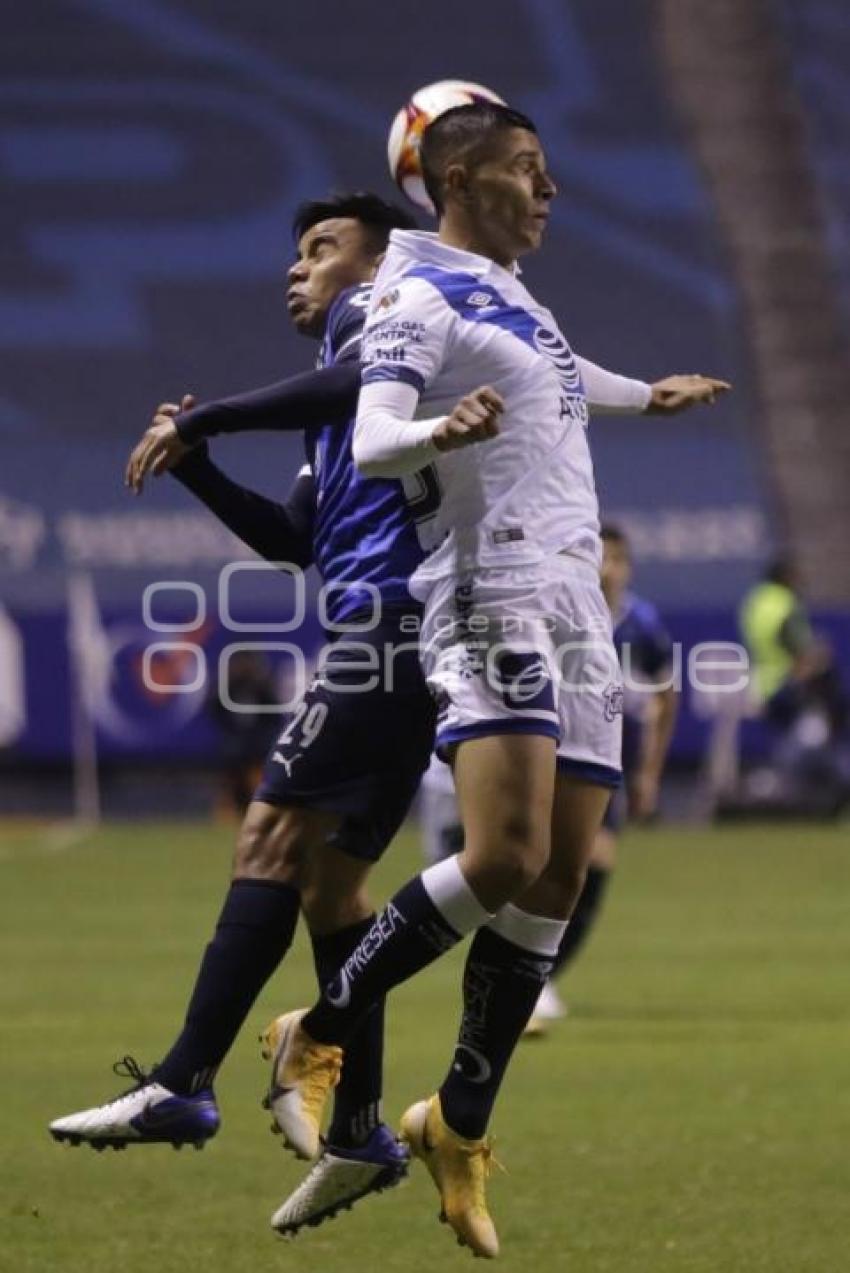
[387,79,506,214]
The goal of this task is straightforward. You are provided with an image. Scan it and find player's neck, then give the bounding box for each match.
[438,212,515,271]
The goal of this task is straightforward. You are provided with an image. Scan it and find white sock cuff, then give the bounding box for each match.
[487,904,568,957]
[421,857,494,936]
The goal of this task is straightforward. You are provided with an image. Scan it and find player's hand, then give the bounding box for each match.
[125,394,196,494]
[432,386,503,453]
[646,375,731,414]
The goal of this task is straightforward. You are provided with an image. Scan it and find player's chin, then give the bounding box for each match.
[290,309,321,338]
[522,221,548,251]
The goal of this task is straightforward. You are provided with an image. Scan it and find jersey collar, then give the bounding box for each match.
[388,230,521,283]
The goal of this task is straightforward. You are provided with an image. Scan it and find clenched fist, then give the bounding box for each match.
[432,386,504,453]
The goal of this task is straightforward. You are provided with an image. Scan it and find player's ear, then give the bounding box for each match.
[444,163,472,206]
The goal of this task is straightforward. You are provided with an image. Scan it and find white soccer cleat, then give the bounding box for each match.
[49,1058,220,1150]
[270,1124,409,1234]
[260,1010,343,1160]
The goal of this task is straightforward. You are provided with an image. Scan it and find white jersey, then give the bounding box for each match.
[359,231,608,587]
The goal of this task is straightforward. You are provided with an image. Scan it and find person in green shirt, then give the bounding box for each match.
[740,558,847,740]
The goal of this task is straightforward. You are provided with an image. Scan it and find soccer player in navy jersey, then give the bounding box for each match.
[51,160,720,1249]
[50,194,432,1230]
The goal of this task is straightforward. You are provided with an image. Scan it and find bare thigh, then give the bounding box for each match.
[516,774,612,919]
[233,800,342,886]
[451,733,557,912]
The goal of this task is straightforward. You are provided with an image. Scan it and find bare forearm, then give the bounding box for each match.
[639,687,678,781]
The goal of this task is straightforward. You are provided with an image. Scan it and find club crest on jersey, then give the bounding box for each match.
[376,287,400,312]
[603,682,624,722]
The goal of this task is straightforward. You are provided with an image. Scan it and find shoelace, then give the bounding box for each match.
[462,1139,506,1215]
[111,1055,153,1099]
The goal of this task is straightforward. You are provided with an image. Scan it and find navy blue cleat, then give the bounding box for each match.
[49,1057,220,1151]
[270,1123,409,1234]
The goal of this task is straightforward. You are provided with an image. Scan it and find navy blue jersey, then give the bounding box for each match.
[613,591,673,685]
[613,590,672,776]
[306,283,436,624]
[603,592,673,824]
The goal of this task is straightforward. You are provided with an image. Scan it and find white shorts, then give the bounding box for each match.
[418,555,623,788]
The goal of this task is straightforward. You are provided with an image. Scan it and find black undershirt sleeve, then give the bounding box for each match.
[173,363,361,446]
[170,443,316,568]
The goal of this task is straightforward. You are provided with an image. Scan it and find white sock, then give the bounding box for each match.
[487,902,567,957]
[421,856,494,935]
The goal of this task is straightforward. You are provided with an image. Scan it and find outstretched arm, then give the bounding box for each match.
[170,444,315,568]
[575,356,652,414]
[575,355,730,416]
[125,364,360,493]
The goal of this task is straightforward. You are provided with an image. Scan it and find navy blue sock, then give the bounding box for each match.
[439,927,551,1140]
[311,918,385,1148]
[302,876,462,1046]
[550,864,611,979]
[154,878,299,1096]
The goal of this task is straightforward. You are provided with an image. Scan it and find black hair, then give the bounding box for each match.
[291,191,417,252]
[420,102,539,213]
[600,523,629,548]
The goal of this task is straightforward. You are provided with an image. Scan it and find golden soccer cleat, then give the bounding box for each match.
[260,1009,343,1160]
[400,1094,500,1259]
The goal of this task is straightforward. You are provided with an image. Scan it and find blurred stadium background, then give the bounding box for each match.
[2,0,849,820]
[3,5,850,1271]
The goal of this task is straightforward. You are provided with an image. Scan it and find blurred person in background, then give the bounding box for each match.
[419,523,678,1034]
[739,558,849,810]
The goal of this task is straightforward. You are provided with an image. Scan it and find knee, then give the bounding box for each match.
[462,816,550,909]
[233,808,308,884]
[300,841,374,935]
[301,875,372,935]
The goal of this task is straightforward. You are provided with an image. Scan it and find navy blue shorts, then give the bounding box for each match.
[254,612,436,862]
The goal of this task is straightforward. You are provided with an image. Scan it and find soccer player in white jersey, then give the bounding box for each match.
[264,103,728,1258]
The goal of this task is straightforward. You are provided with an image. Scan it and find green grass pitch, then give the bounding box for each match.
[1,819,848,1272]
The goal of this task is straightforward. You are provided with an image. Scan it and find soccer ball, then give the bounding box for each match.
[387,79,506,214]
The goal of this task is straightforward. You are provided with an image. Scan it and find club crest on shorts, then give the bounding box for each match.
[496,650,555,713]
[603,682,624,722]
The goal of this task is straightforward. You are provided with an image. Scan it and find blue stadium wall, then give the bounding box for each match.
[1,0,848,765]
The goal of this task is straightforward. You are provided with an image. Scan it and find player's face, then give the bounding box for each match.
[287,218,378,338]
[601,539,632,599]
[462,129,556,265]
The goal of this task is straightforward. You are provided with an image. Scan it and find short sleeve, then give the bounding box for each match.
[360,276,453,395]
[633,605,674,679]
